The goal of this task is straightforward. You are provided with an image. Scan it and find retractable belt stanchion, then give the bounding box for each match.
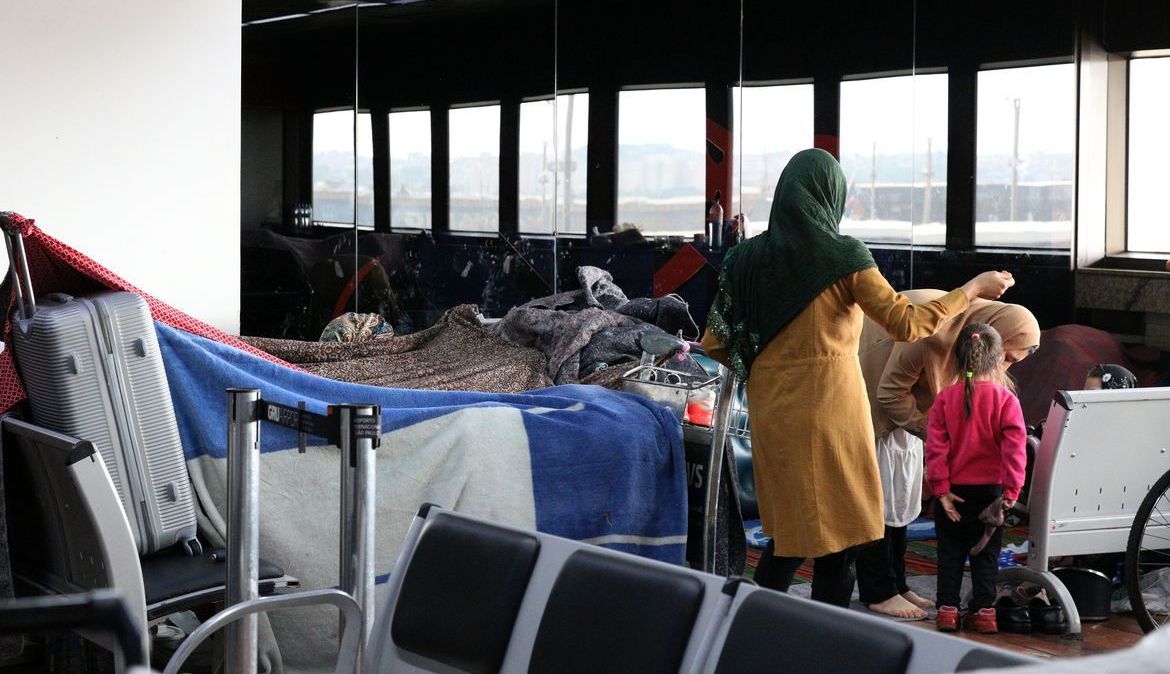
[225,388,261,674]
[244,395,381,661]
[337,404,379,650]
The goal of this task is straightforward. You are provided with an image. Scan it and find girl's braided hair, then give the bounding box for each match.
[953,322,1012,417]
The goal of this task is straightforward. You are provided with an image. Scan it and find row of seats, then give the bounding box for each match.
[365,505,1036,674]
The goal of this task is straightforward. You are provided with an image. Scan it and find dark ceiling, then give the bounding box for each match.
[242,0,547,25]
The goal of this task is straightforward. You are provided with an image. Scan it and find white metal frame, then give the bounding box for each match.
[1005,387,1170,634]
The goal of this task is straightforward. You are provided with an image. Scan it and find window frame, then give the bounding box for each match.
[616,83,707,237]
[447,100,503,236]
[1122,54,1170,257]
[387,106,433,233]
[311,108,375,230]
[971,60,1078,251]
[1082,49,1170,272]
[836,70,950,247]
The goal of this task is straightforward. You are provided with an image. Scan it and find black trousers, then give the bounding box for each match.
[855,525,910,605]
[754,539,858,608]
[934,484,1003,611]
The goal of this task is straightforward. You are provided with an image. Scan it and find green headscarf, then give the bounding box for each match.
[707,148,876,381]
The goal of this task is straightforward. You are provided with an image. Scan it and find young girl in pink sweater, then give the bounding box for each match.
[926,322,1027,633]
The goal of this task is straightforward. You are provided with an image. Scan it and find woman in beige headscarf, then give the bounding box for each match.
[855,290,1040,619]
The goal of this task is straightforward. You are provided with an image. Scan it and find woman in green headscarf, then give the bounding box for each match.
[702,149,1014,607]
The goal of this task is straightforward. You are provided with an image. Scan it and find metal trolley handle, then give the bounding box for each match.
[702,365,738,574]
[163,590,362,674]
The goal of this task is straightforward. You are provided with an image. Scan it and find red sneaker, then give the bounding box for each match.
[965,608,999,634]
[937,605,960,632]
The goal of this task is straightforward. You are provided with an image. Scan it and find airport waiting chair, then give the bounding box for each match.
[366,504,737,674]
[1002,388,1170,634]
[697,583,1035,674]
[0,414,295,638]
[365,505,1035,674]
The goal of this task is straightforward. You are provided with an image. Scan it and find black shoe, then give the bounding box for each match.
[1028,601,1068,635]
[994,597,1032,633]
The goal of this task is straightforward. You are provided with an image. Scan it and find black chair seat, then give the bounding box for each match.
[390,513,541,674]
[141,547,285,608]
[714,590,913,674]
[527,549,706,674]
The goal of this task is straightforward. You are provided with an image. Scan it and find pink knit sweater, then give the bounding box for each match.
[925,381,1028,501]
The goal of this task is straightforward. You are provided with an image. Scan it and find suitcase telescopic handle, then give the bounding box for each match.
[1,213,36,319]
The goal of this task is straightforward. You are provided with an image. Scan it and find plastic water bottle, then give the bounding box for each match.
[708,199,724,249]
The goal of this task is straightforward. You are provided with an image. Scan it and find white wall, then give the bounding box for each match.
[0,1,242,333]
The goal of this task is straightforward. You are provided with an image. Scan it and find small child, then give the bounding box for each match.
[1084,363,1137,390]
[926,322,1027,634]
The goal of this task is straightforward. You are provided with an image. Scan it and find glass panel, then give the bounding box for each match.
[312,110,356,225]
[840,74,946,245]
[449,104,501,234]
[522,93,588,235]
[356,112,373,228]
[519,98,556,234]
[556,92,589,234]
[617,87,705,235]
[241,7,356,340]
[975,64,1075,249]
[1127,57,1170,253]
[310,111,372,228]
[389,109,432,230]
[910,73,948,247]
[732,83,814,237]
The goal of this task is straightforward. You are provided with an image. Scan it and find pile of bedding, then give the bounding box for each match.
[243,304,552,393]
[490,266,699,386]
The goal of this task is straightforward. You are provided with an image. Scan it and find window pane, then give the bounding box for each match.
[357,113,373,228]
[618,88,705,235]
[518,94,588,234]
[449,104,500,233]
[558,93,588,234]
[312,110,356,225]
[389,110,432,230]
[975,64,1075,249]
[840,74,948,245]
[519,99,556,234]
[1128,57,1170,253]
[732,84,814,237]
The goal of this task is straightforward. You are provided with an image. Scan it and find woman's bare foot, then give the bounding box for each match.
[867,595,928,620]
[901,590,935,610]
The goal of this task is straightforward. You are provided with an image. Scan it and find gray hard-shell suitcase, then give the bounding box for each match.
[3,221,200,556]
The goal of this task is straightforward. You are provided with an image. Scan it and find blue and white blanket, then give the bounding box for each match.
[157,323,686,669]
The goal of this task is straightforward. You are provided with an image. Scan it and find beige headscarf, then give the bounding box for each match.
[859,289,1040,440]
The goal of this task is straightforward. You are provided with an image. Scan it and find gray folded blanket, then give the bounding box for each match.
[490,267,699,385]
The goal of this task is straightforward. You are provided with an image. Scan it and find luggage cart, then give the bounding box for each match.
[623,334,749,574]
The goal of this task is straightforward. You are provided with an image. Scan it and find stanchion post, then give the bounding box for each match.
[337,403,378,653]
[226,388,261,673]
[704,370,735,574]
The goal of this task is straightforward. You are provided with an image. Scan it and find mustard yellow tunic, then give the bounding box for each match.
[703,267,968,558]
